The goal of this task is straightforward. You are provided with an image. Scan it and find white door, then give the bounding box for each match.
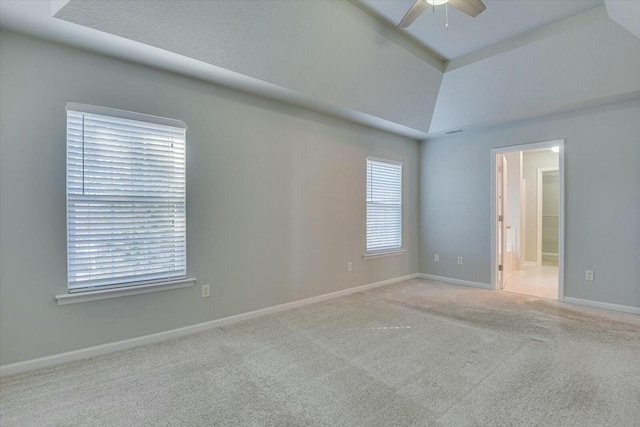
[497,155,510,289]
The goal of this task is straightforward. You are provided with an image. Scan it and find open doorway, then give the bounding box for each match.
[491,140,564,300]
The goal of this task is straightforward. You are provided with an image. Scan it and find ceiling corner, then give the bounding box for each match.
[50,0,71,17]
[604,0,640,39]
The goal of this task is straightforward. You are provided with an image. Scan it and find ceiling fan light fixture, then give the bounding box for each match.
[426,0,449,6]
[397,0,484,29]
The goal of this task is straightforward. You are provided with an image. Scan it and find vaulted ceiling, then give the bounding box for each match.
[0,0,638,139]
[360,0,602,60]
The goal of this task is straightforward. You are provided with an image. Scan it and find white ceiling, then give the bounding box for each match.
[360,0,603,60]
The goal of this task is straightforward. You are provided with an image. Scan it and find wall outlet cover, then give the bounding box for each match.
[201,284,210,298]
[585,270,594,281]
[434,254,439,261]
[458,257,463,265]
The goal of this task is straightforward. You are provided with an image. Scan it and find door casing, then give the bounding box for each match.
[490,139,565,301]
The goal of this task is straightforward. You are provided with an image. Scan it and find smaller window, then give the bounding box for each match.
[366,157,402,253]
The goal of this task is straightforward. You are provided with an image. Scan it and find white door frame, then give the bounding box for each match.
[537,167,559,267]
[490,139,565,301]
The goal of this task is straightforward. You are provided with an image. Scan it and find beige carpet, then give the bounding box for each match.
[1,279,639,426]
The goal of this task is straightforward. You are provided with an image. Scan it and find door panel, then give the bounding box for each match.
[503,157,513,281]
[497,155,504,289]
[497,154,510,289]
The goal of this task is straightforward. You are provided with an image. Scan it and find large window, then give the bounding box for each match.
[366,157,402,253]
[66,103,186,292]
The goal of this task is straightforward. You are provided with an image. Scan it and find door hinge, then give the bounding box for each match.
[498,265,503,272]
[498,215,503,222]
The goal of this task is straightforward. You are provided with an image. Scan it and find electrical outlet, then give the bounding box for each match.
[585,270,594,281]
[458,257,463,265]
[347,262,352,272]
[434,254,439,262]
[201,284,210,298]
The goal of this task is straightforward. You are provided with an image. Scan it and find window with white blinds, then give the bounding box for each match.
[366,158,402,253]
[66,103,186,292]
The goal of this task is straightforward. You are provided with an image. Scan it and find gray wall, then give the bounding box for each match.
[0,31,420,365]
[419,100,640,308]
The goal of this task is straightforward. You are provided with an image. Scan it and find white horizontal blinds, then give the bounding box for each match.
[66,105,186,291]
[366,158,402,252]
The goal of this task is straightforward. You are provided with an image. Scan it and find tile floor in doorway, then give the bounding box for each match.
[503,263,559,299]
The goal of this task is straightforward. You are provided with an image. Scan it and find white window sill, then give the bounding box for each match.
[55,278,196,306]
[363,249,406,260]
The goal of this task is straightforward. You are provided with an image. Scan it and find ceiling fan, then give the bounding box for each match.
[397,0,486,29]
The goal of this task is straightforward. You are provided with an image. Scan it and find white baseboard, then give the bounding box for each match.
[419,273,492,290]
[0,273,419,377]
[563,297,640,315]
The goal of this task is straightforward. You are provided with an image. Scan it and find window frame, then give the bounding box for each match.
[64,103,188,294]
[365,156,403,255]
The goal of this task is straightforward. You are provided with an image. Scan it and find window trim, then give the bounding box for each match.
[362,249,406,260]
[55,278,196,305]
[365,156,403,255]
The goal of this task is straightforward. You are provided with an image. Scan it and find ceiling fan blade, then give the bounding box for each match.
[449,0,486,17]
[397,0,429,28]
